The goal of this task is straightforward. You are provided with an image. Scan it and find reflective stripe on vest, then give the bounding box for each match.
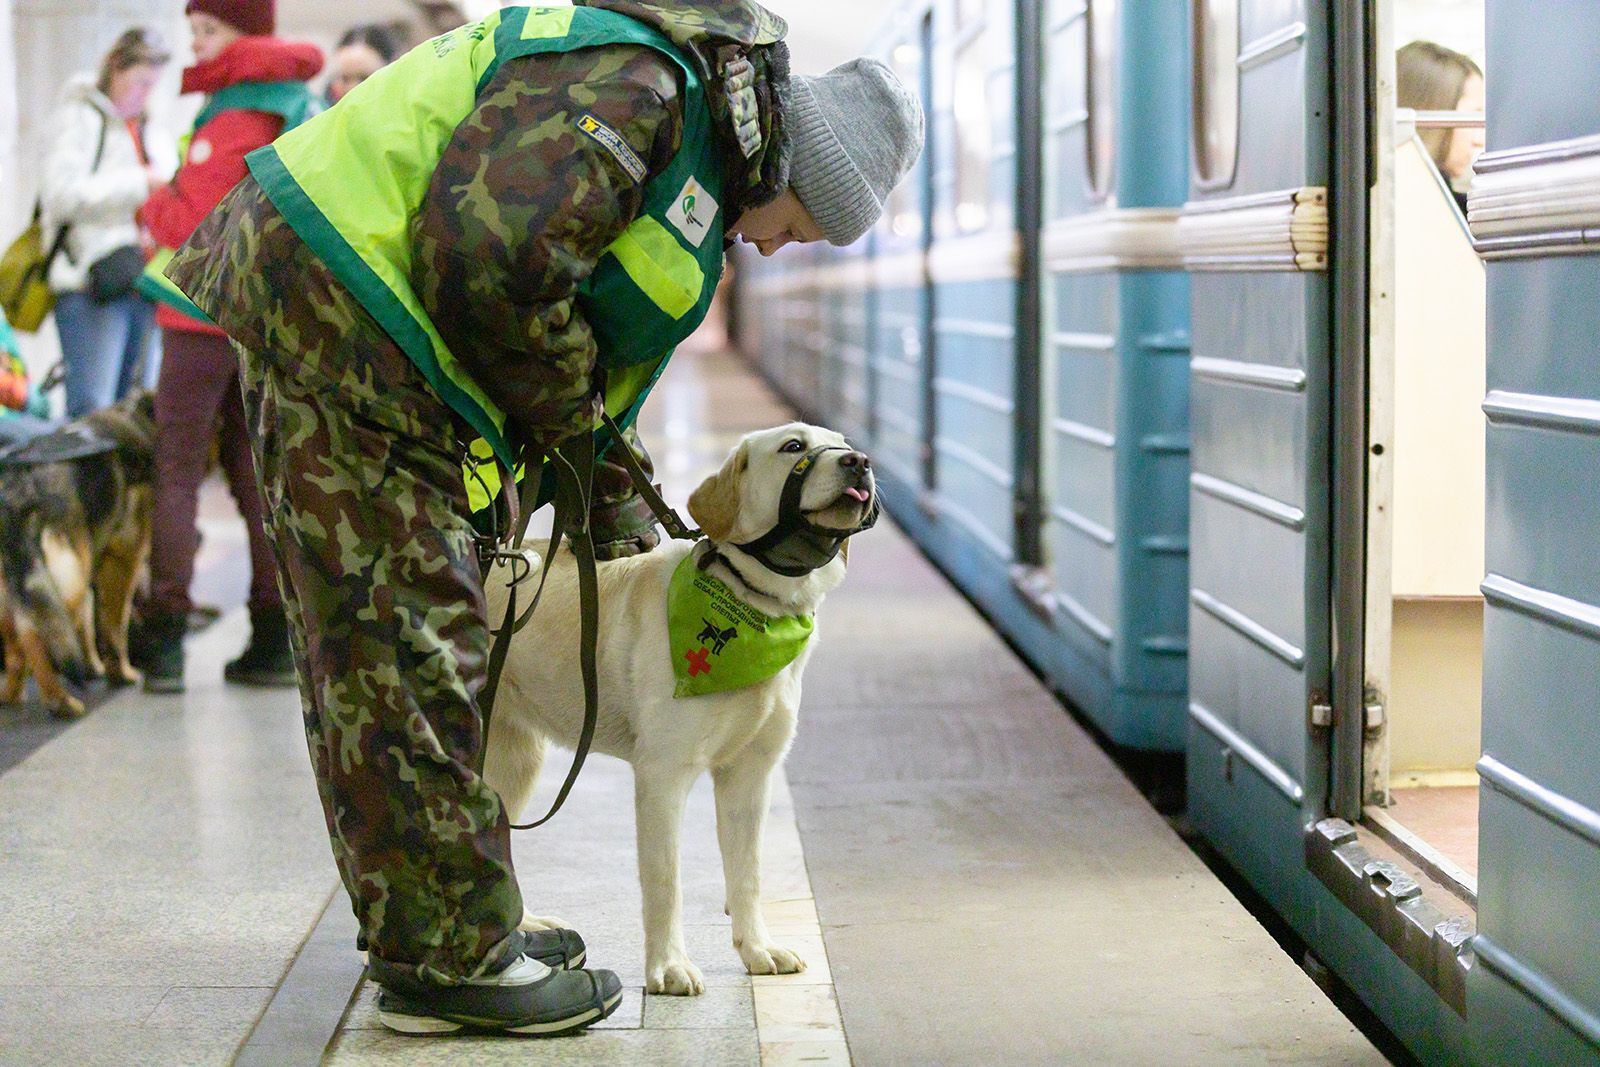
[138,247,211,321]
[239,5,727,476]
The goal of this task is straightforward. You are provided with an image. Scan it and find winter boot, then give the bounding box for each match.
[224,608,297,688]
[141,614,187,694]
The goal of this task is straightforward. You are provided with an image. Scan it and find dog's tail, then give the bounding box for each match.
[0,511,90,683]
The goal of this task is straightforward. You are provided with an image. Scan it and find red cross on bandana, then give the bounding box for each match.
[685,647,712,677]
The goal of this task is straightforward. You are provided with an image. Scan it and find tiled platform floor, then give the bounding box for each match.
[0,344,1386,1065]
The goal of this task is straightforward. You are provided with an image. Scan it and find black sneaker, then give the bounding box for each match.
[141,614,186,694]
[369,952,622,1037]
[224,608,297,688]
[516,927,587,970]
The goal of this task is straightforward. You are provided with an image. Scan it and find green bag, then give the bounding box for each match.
[1,107,111,331]
[0,205,68,333]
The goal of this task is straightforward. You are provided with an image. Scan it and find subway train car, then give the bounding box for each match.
[735,1,1600,1063]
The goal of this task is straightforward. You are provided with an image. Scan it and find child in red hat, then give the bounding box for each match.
[135,0,322,692]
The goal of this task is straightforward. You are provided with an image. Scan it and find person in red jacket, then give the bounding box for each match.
[138,0,322,693]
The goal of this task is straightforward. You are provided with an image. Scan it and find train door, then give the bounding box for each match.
[869,9,935,493]
[1464,4,1600,1060]
[1182,0,1335,910]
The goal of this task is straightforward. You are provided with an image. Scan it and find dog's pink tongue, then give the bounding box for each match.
[844,487,869,503]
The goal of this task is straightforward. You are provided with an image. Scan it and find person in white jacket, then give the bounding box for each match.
[41,27,174,418]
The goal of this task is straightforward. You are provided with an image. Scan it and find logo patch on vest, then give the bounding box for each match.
[576,114,646,183]
[666,176,717,248]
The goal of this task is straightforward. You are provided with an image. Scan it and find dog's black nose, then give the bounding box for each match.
[839,451,871,473]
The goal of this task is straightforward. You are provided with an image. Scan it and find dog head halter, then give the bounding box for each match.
[730,444,880,577]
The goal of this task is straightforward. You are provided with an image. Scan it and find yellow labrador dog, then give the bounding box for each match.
[483,422,876,996]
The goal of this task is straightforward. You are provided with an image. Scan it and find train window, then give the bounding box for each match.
[953,25,992,231]
[1191,0,1240,188]
[1085,0,1118,199]
[887,39,924,238]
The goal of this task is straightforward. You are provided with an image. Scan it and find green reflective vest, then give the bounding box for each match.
[239,5,727,510]
[140,79,319,321]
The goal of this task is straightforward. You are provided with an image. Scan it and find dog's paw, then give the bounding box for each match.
[519,911,575,932]
[47,694,86,720]
[738,941,807,976]
[646,957,705,996]
[109,664,141,687]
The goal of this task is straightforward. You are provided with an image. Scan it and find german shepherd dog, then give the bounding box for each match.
[0,391,157,719]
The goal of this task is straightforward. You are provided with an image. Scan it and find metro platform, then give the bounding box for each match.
[0,344,1387,1065]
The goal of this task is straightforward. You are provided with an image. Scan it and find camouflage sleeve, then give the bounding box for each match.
[410,46,684,453]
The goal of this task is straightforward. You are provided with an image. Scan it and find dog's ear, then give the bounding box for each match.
[689,443,747,542]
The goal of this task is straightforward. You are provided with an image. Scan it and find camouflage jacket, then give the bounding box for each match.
[173,0,790,455]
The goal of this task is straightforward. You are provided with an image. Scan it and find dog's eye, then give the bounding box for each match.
[779,439,805,453]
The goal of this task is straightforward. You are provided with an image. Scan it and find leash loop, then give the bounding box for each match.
[475,405,709,830]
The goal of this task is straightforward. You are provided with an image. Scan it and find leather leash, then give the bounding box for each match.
[477,407,702,830]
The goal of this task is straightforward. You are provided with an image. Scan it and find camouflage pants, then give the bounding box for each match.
[237,342,524,982]
[236,342,668,982]
[176,178,664,980]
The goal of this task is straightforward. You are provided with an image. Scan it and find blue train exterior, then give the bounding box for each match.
[734,1,1600,1064]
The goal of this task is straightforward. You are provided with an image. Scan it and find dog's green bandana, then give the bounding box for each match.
[668,553,814,698]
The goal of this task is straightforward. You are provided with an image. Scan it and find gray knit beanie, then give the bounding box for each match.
[785,58,925,246]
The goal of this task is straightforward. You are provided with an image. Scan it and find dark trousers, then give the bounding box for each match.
[148,329,281,619]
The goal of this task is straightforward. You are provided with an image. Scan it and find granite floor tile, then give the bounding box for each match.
[143,985,275,1030]
[0,1027,244,1067]
[641,983,754,1029]
[326,1025,759,1065]
[761,1038,854,1066]
[0,494,351,1063]
[0,983,170,1029]
[751,984,844,1046]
